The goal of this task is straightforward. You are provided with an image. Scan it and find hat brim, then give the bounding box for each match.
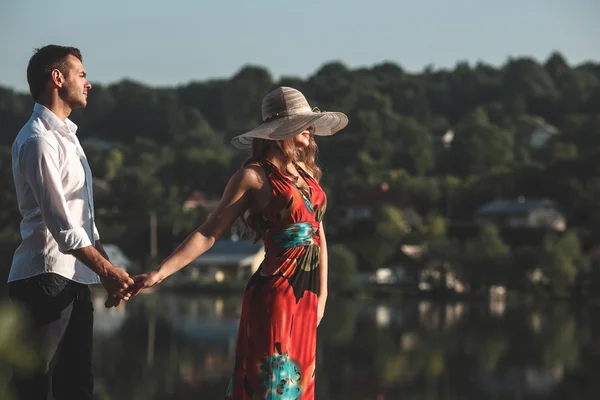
[230,111,348,149]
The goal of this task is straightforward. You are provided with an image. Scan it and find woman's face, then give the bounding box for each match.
[292,126,314,149]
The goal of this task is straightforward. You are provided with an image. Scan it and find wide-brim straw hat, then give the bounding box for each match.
[231,86,348,149]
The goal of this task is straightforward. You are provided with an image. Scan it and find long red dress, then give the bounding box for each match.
[225,159,326,400]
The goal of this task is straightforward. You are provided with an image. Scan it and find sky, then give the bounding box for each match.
[1,0,598,93]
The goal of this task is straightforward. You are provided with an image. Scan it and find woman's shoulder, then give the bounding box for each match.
[235,161,268,189]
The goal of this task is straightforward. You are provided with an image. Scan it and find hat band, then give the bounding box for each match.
[261,106,322,124]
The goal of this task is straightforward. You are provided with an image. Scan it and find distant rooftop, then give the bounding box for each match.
[102,244,132,268]
[191,239,264,267]
[183,190,220,211]
[204,239,263,255]
[476,198,558,215]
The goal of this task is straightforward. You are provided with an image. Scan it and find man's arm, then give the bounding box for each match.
[95,240,131,307]
[95,239,110,261]
[92,226,115,275]
[20,137,132,293]
[94,240,129,286]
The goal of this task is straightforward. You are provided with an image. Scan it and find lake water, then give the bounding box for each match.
[91,290,600,400]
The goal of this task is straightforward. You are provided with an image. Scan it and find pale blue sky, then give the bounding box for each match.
[1,0,598,93]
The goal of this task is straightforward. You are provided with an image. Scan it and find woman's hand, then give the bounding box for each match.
[130,270,164,296]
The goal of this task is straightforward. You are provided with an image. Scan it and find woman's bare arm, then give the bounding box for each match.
[318,221,328,325]
[131,167,262,291]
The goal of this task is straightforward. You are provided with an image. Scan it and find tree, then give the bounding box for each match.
[327,244,358,291]
[222,66,273,133]
[385,116,434,176]
[353,205,411,270]
[462,224,511,291]
[541,231,589,296]
[0,53,598,300]
[447,108,514,176]
[502,57,559,120]
[0,147,20,280]
[0,87,32,146]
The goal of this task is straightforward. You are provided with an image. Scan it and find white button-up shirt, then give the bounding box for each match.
[9,103,100,285]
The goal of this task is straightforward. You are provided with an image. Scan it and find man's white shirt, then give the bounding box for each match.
[9,103,100,284]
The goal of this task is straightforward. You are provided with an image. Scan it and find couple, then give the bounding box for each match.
[7,44,348,400]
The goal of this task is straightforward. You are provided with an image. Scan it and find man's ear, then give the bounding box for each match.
[50,69,64,88]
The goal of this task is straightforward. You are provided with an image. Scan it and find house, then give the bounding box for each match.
[185,239,265,282]
[102,244,132,270]
[475,365,564,398]
[429,128,455,149]
[379,246,423,285]
[337,187,423,231]
[432,129,454,149]
[475,197,566,231]
[354,245,425,286]
[529,122,559,149]
[183,190,220,213]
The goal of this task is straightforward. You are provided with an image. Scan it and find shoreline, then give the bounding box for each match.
[111,280,600,306]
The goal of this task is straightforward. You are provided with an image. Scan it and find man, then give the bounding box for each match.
[8,45,133,400]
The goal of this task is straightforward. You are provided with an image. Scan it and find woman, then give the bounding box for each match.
[133,86,348,399]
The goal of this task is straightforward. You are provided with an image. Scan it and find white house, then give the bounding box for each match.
[185,239,265,282]
[530,124,559,149]
[102,244,133,270]
[475,197,566,231]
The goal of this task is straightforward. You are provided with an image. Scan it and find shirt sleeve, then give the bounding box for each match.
[19,136,93,253]
[93,222,100,242]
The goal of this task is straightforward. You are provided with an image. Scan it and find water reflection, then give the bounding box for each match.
[91,290,600,399]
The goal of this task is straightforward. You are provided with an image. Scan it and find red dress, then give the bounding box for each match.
[225,159,325,400]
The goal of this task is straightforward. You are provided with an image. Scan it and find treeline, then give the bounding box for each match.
[1,52,599,296]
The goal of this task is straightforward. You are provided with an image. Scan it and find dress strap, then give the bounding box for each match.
[258,159,313,205]
[293,162,316,183]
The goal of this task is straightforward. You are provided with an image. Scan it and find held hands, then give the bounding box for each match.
[129,270,164,296]
[103,269,164,308]
[101,265,134,308]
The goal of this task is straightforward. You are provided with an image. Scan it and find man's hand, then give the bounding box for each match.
[103,286,135,308]
[101,266,134,308]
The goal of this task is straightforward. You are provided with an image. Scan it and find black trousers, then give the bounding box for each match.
[8,273,94,400]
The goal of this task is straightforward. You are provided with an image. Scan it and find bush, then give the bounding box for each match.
[328,244,358,291]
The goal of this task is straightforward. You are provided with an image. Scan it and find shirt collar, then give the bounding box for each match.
[33,103,79,136]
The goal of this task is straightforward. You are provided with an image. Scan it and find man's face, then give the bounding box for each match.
[59,55,92,109]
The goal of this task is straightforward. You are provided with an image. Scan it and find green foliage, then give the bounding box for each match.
[0,53,599,294]
[447,110,515,176]
[0,303,43,399]
[327,244,358,291]
[423,212,448,238]
[541,231,589,295]
[463,224,511,287]
[353,205,411,270]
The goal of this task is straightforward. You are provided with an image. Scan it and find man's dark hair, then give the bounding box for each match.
[26,45,83,101]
